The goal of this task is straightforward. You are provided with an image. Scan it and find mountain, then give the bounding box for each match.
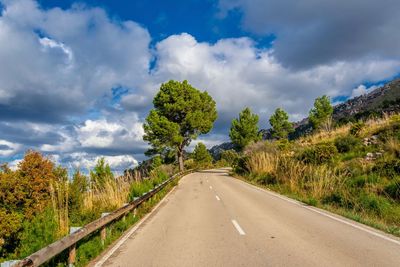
[212,78,400,158]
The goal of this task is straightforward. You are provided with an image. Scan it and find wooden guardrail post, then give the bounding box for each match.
[100,213,110,245]
[122,203,129,222]
[68,227,81,267]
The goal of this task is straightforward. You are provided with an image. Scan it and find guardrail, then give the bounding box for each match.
[14,170,192,267]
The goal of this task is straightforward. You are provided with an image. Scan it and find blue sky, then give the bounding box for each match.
[0,0,399,172]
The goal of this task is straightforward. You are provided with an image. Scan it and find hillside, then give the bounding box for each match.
[212,78,400,158]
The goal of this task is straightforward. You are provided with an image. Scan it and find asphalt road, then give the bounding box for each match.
[97,169,400,267]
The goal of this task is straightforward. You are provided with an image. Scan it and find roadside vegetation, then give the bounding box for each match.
[0,150,176,264]
[226,96,400,237]
[0,79,218,265]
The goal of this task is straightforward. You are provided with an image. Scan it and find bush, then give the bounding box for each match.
[384,179,400,201]
[373,159,400,178]
[357,193,391,217]
[220,150,239,166]
[350,121,365,136]
[18,207,58,258]
[334,135,360,153]
[298,142,338,164]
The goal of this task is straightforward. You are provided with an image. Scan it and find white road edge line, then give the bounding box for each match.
[232,219,246,235]
[215,195,221,201]
[94,186,179,267]
[243,180,400,246]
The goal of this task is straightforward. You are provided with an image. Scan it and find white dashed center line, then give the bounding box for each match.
[232,220,246,235]
[215,195,221,201]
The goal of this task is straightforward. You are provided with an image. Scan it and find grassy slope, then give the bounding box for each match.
[234,114,400,237]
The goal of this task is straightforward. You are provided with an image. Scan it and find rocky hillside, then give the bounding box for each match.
[212,78,400,158]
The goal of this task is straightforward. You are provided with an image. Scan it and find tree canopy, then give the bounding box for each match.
[269,108,294,139]
[143,80,217,171]
[192,142,212,165]
[229,107,261,150]
[309,95,333,130]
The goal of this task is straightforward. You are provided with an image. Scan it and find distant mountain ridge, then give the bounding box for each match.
[211,78,400,158]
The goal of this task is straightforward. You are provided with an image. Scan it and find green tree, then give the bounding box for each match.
[229,107,261,150]
[69,170,88,223]
[309,95,333,130]
[192,142,212,165]
[90,158,114,188]
[143,80,217,171]
[269,108,294,139]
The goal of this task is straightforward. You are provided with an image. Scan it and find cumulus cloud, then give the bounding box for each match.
[62,152,138,173]
[218,0,400,68]
[0,0,152,123]
[0,140,22,157]
[152,33,400,130]
[350,84,381,98]
[0,0,399,172]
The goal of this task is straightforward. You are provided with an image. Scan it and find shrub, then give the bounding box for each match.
[298,142,338,164]
[18,207,58,258]
[334,135,360,153]
[350,121,365,136]
[384,179,400,201]
[322,191,353,209]
[220,150,239,166]
[357,193,391,217]
[373,159,400,178]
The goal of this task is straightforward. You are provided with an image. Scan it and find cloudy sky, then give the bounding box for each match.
[0,0,399,172]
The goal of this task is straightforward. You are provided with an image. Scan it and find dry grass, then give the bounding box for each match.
[358,113,392,137]
[299,124,350,145]
[245,151,278,176]
[50,180,69,237]
[83,177,131,213]
[245,151,348,199]
[386,137,400,157]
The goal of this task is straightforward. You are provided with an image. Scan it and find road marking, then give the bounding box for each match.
[243,180,400,246]
[215,195,221,201]
[232,219,246,235]
[209,186,212,189]
[94,186,179,266]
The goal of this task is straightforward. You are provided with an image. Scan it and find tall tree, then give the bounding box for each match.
[229,107,261,150]
[192,142,212,165]
[269,108,294,139]
[90,158,113,188]
[143,80,217,171]
[309,95,333,130]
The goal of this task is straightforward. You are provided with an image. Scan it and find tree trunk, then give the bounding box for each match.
[177,148,184,172]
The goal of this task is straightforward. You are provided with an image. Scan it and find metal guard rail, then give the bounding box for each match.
[15,170,193,267]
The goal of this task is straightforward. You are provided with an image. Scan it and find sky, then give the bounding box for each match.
[0,0,400,172]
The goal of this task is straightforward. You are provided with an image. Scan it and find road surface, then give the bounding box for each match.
[96,169,400,267]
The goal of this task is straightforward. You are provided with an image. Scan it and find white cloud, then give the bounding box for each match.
[0,139,22,156]
[153,33,400,130]
[66,152,138,173]
[351,84,381,98]
[0,0,400,172]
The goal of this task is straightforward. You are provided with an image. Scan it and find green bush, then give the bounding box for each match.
[373,159,400,178]
[233,156,249,175]
[334,135,360,153]
[220,150,239,165]
[357,193,391,217]
[298,142,338,164]
[322,191,353,209]
[384,179,400,201]
[350,121,365,136]
[18,207,58,258]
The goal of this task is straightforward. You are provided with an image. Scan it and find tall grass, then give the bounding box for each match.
[245,152,347,199]
[83,177,131,214]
